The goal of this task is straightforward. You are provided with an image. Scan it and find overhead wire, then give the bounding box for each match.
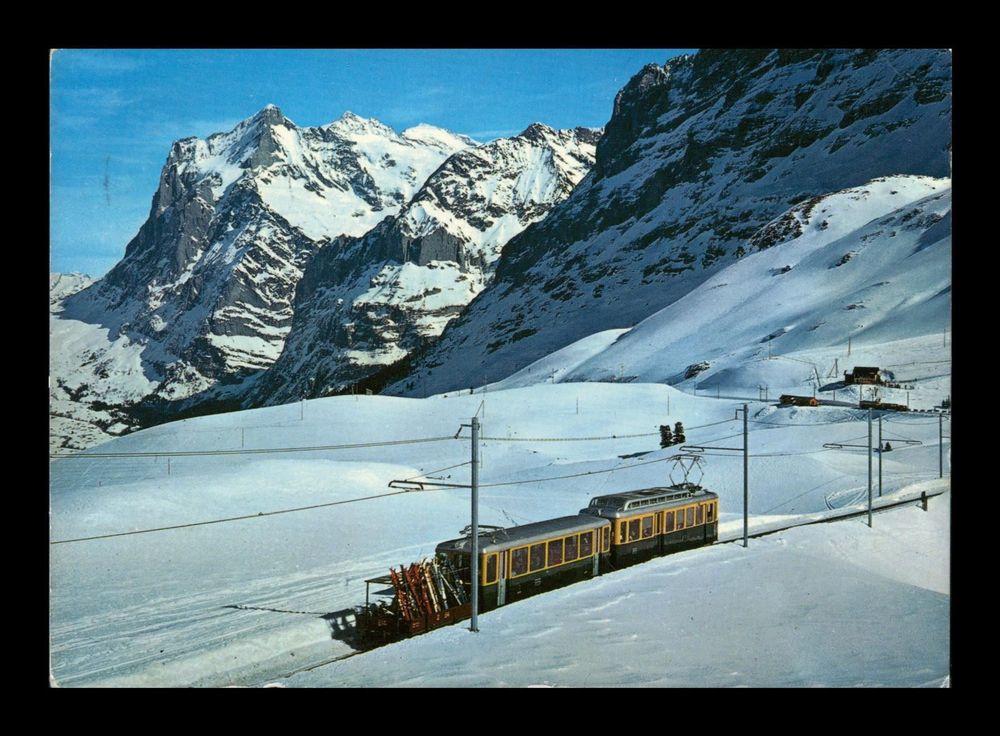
[50,490,411,545]
[49,435,457,460]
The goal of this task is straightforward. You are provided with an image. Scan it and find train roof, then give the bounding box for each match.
[436,515,609,556]
[581,484,717,518]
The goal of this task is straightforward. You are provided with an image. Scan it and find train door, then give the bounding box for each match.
[497,549,507,607]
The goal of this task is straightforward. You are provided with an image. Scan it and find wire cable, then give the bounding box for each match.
[49,435,457,460]
[50,490,411,545]
[404,461,471,482]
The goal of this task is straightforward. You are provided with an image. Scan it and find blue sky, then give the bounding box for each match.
[51,48,694,277]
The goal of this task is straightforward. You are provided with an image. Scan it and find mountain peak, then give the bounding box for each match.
[252,103,290,127]
[327,111,396,137]
[518,122,555,141]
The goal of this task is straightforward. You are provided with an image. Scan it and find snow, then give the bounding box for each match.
[50,379,950,687]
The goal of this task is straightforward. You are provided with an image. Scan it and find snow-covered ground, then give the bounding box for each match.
[50,378,950,687]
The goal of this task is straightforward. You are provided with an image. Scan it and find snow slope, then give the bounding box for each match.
[50,380,950,687]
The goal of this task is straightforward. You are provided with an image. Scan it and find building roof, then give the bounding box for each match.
[436,515,609,555]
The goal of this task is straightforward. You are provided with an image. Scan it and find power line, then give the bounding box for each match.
[49,436,457,460]
[50,490,411,545]
[474,455,677,488]
[749,416,860,427]
[481,431,657,442]
[404,461,471,482]
[54,421,742,461]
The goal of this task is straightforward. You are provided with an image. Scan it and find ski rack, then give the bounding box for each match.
[356,557,472,646]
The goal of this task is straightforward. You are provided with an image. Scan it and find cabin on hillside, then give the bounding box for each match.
[844,366,882,385]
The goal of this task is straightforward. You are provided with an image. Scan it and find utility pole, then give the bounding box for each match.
[939,412,944,479]
[470,416,480,633]
[867,408,873,528]
[848,336,852,356]
[743,403,749,548]
[680,408,748,546]
[878,415,882,498]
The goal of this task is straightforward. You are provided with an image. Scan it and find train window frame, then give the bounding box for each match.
[677,508,686,530]
[641,515,653,539]
[602,526,611,552]
[686,507,695,527]
[665,511,675,533]
[706,503,715,523]
[511,546,529,577]
[618,521,626,544]
[565,534,579,561]
[530,543,546,572]
[580,530,593,558]
[696,505,704,525]
[501,550,507,578]
[484,553,498,585]
[654,513,660,535]
[628,518,640,542]
[548,538,564,567]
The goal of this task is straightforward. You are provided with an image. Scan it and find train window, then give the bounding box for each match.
[580,531,593,557]
[484,554,497,584]
[665,511,674,532]
[641,516,653,539]
[686,507,695,527]
[565,534,578,561]
[501,550,507,578]
[530,543,546,572]
[618,522,626,544]
[696,505,704,525]
[628,519,640,542]
[706,503,715,523]
[602,526,611,551]
[548,539,563,566]
[511,547,528,577]
[655,513,660,535]
[677,509,685,530]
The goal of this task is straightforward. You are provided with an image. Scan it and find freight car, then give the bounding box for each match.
[356,483,719,645]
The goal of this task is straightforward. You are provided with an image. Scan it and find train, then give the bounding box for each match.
[355,482,719,646]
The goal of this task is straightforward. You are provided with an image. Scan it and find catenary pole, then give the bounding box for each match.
[867,408,873,528]
[743,403,749,548]
[470,416,480,632]
[878,415,882,498]
[939,412,944,478]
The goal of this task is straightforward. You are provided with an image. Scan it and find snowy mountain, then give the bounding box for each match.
[49,272,94,308]
[390,49,952,397]
[490,175,951,405]
[50,108,475,449]
[249,124,600,404]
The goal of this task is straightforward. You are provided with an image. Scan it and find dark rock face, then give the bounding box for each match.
[390,48,952,397]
